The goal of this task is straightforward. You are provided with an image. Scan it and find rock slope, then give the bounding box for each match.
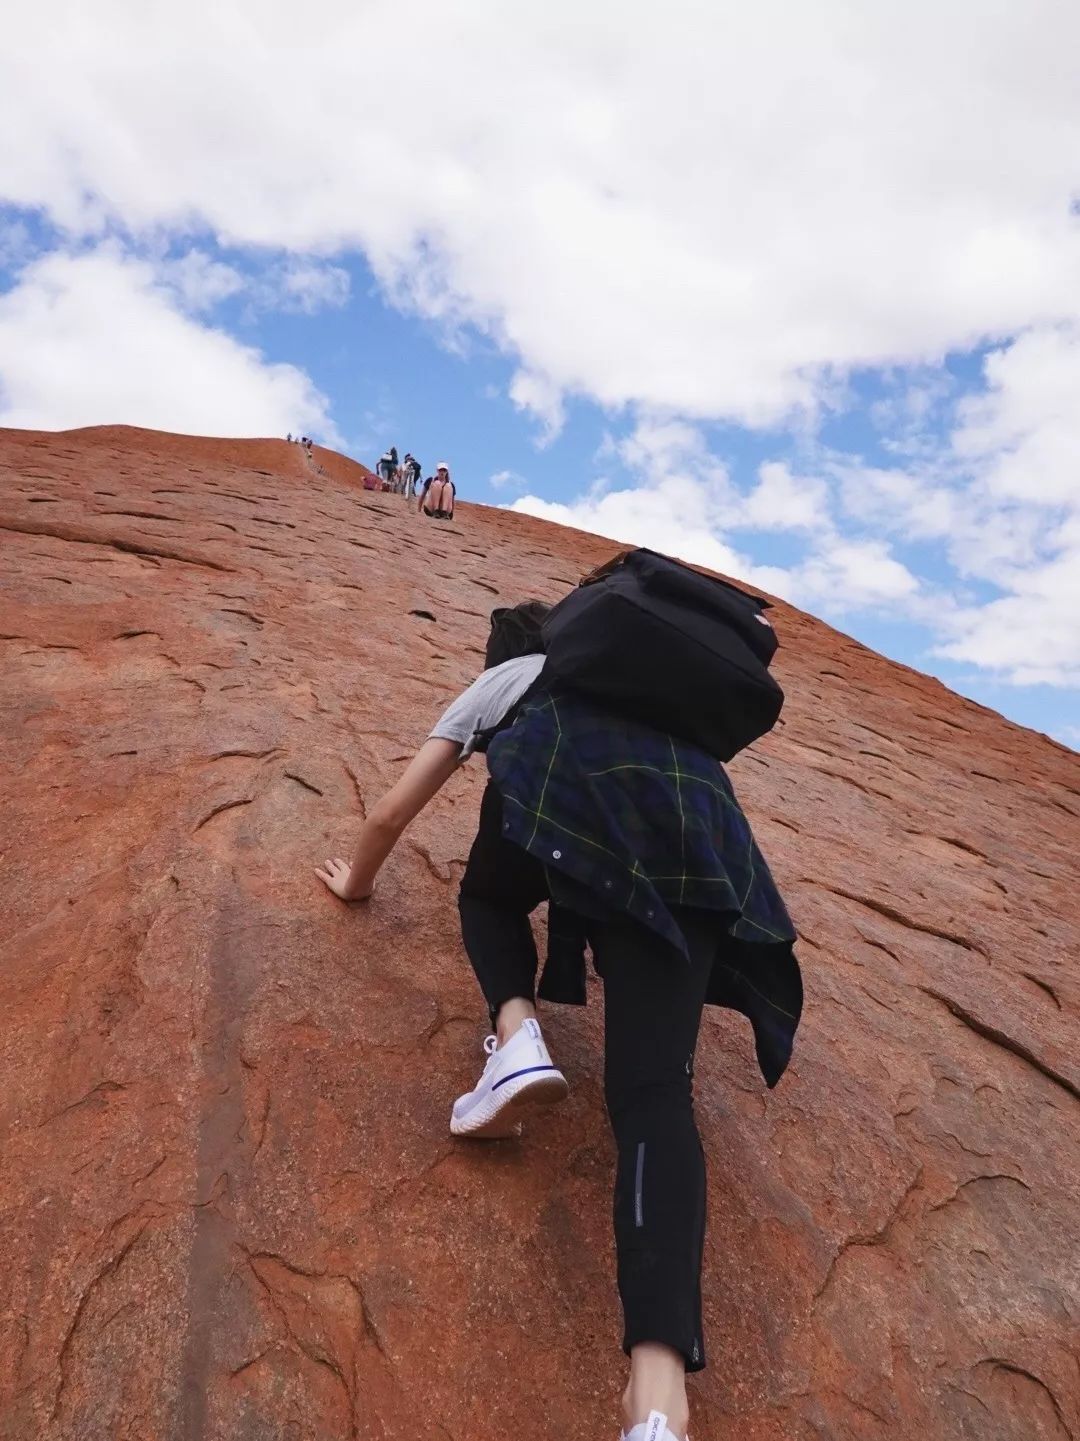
[1,424,1077,1441]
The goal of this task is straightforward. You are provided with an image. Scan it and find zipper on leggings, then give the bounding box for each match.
[634,1141,646,1228]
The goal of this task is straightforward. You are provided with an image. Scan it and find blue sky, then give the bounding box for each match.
[282,282,1080,744]
[1,2,1079,749]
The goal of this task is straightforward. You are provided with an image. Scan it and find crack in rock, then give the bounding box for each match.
[918,986,1078,1102]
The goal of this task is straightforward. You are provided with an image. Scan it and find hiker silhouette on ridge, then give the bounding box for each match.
[376,446,399,489]
[402,453,421,500]
[316,559,801,1441]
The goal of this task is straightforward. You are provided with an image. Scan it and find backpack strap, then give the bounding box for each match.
[469,664,550,755]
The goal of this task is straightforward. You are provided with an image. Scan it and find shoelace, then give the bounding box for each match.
[480,1033,499,1077]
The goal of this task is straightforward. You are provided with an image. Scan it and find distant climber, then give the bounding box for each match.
[376,446,398,488]
[418,462,455,520]
[402,453,421,500]
[315,562,801,1441]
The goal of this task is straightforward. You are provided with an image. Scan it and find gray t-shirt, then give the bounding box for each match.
[429,654,545,759]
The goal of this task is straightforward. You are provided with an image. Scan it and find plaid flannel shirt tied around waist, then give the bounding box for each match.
[486,685,803,1086]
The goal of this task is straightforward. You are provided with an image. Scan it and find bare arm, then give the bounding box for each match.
[315,738,463,901]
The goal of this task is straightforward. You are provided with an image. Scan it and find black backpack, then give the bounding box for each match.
[540,548,783,761]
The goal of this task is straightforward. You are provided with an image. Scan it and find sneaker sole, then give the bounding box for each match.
[450,1069,569,1139]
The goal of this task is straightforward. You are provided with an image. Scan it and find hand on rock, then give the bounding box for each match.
[314,857,372,903]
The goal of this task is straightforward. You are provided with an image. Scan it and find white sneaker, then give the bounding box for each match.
[450,1018,568,1138]
[622,1413,687,1441]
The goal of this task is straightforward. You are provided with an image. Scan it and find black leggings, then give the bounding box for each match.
[459,783,713,1372]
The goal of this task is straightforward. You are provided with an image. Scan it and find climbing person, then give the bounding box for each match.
[376,447,396,487]
[315,552,801,1441]
[418,462,455,520]
[402,453,421,500]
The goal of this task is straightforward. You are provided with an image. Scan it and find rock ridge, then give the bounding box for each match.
[1,424,1076,1440]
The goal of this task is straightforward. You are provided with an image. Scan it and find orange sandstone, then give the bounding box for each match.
[0,425,1076,1440]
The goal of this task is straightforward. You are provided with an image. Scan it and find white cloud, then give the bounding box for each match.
[740,462,830,533]
[3,1,1080,429]
[772,332,1080,682]
[158,250,246,311]
[489,468,527,492]
[792,536,920,606]
[952,325,1080,507]
[267,259,351,315]
[508,370,565,442]
[616,418,720,483]
[510,416,764,581]
[928,333,1080,684]
[512,481,789,597]
[0,246,337,440]
[869,369,957,458]
[935,561,1080,686]
[819,329,1080,685]
[511,473,924,614]
[155,249,350,316]
[0,1,1078,709]
[510,416,922,612]
[525,323,1080,684]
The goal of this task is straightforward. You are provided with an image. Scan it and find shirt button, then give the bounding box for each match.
[603,879,613,889]
[552,849,562,860]
[646,908,655,919]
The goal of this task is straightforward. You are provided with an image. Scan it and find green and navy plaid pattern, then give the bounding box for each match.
[487,686,803,1086]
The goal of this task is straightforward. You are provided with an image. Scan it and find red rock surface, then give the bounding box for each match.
[1,424,1077,1441]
